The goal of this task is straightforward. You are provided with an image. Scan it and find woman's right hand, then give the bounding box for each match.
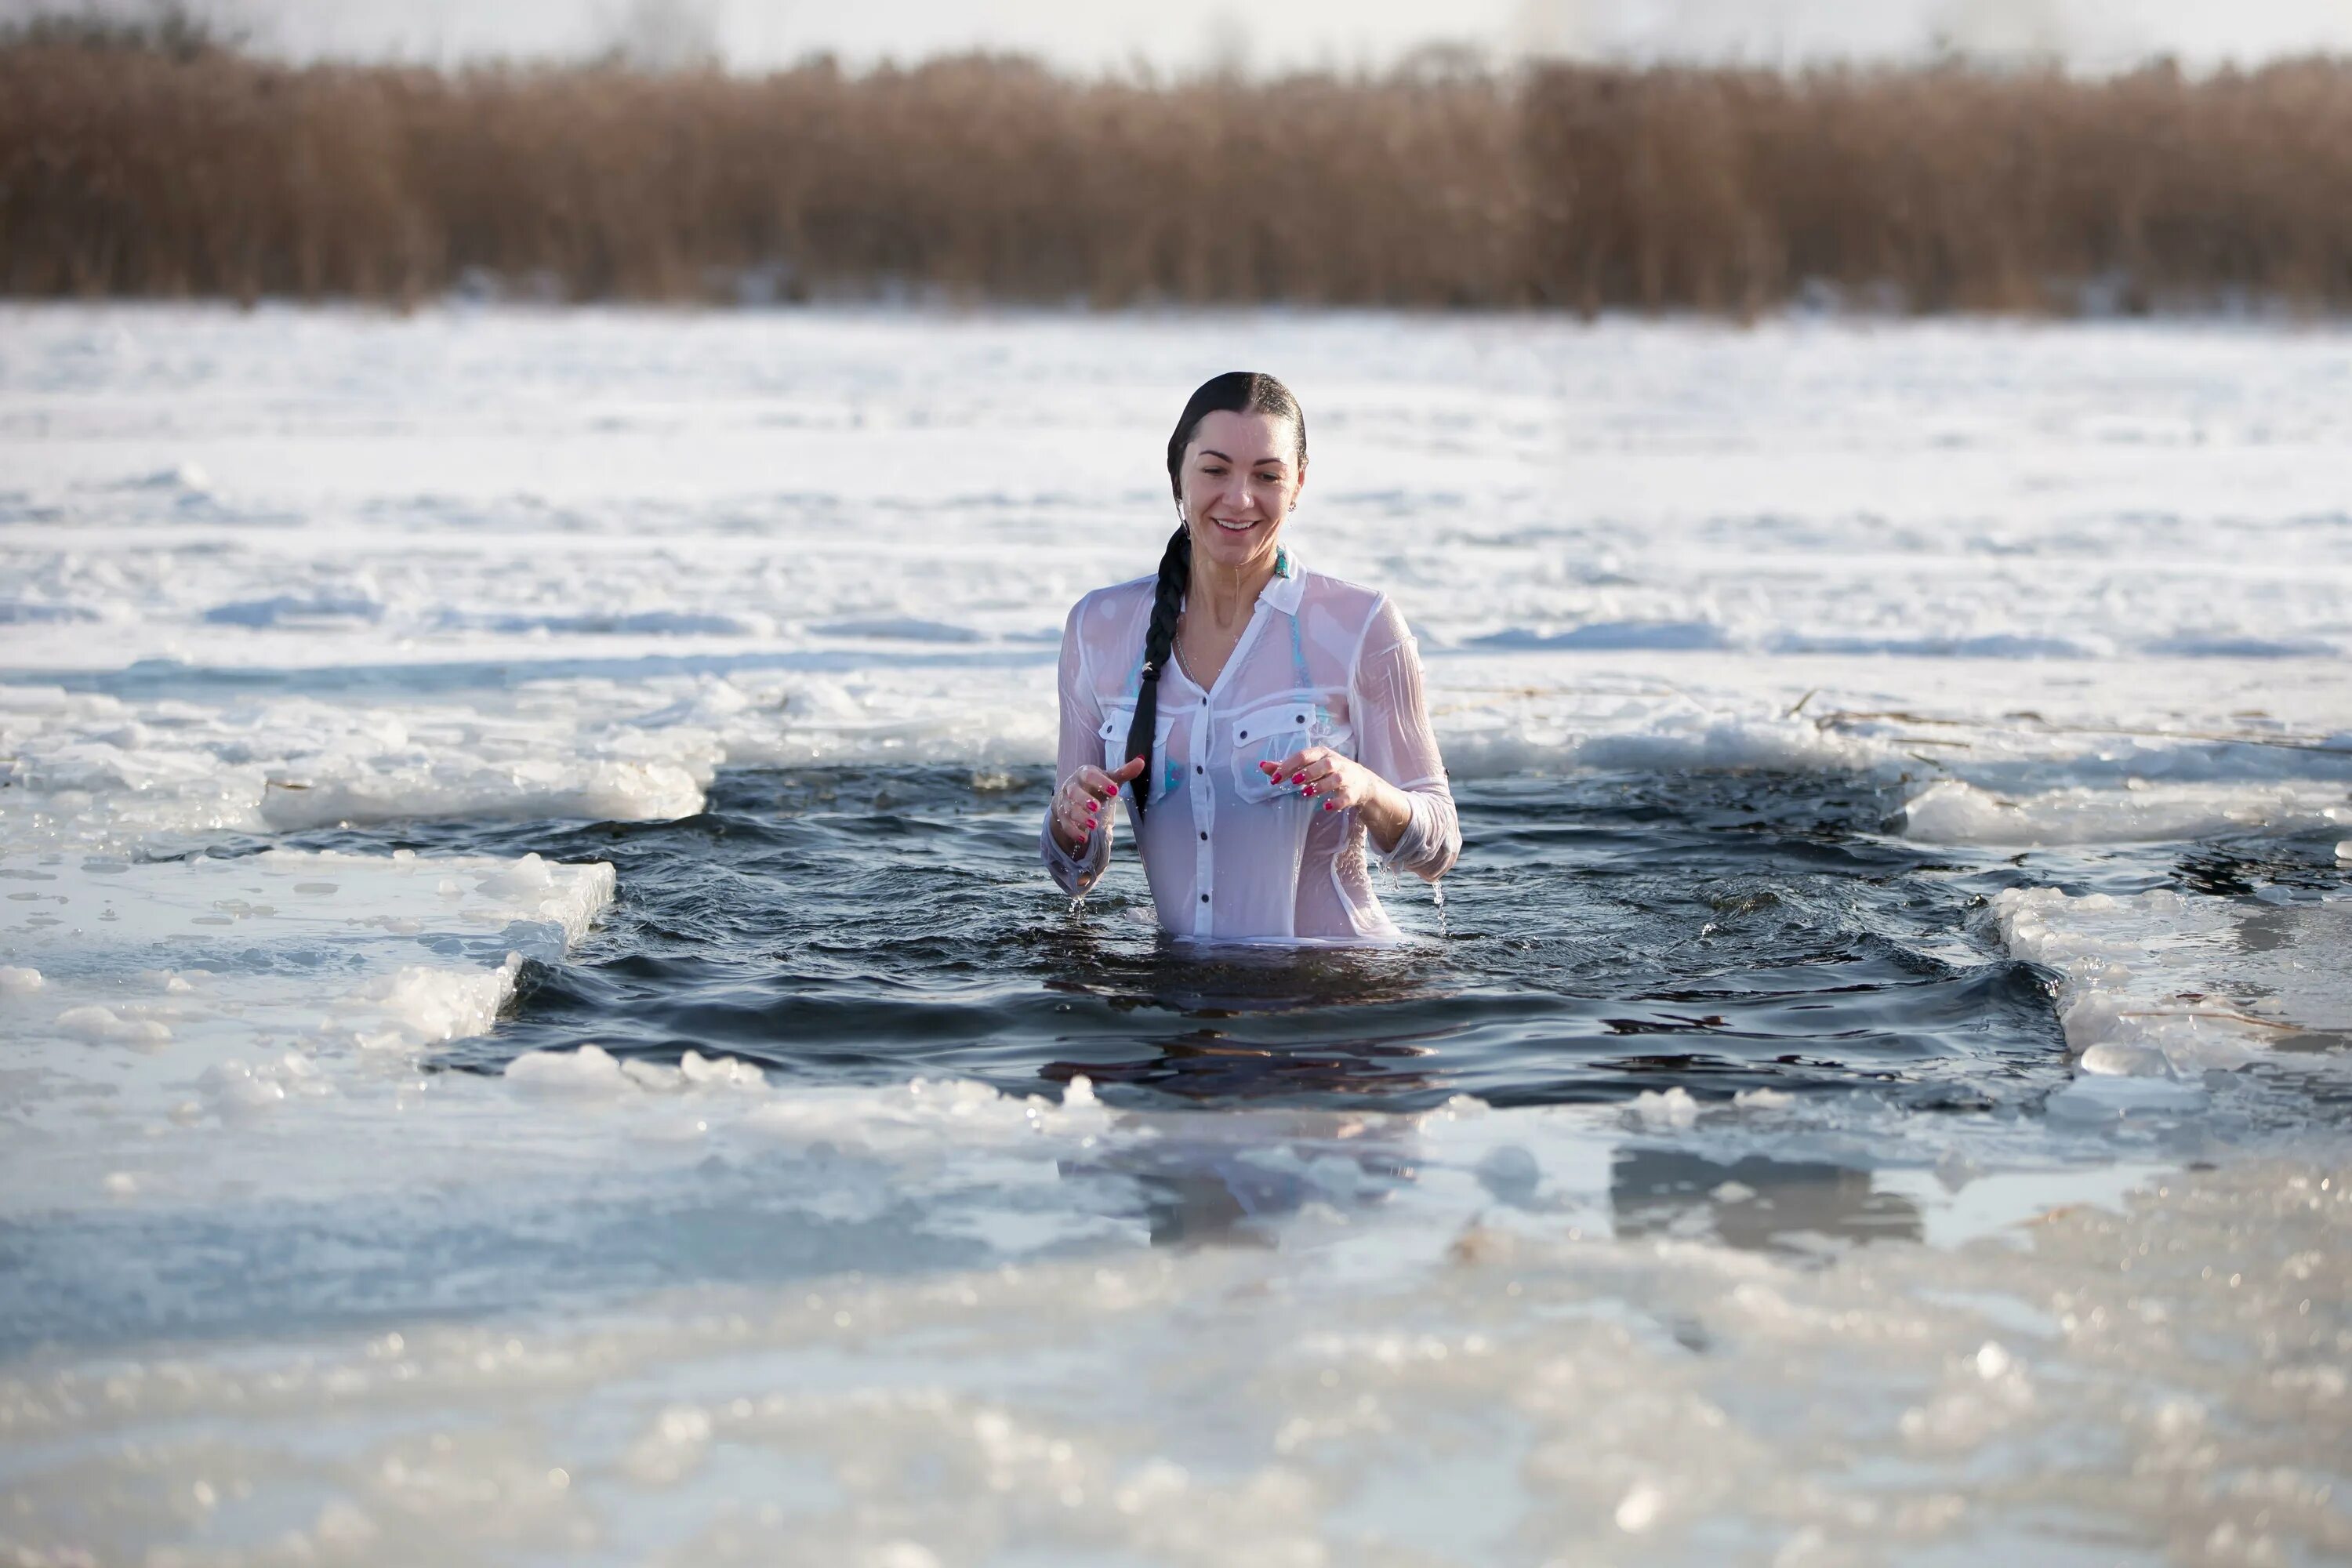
[1053,757,1145,855]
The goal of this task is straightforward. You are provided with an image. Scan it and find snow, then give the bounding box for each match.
[0,303,2347,1563]
[6,308,2347,862]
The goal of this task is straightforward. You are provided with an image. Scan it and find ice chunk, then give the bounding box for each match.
[475,852,556,898]
[335,958,520,1051]
[54,1004,172,1047]
[506,1044,631,1096]
[1994,886,2347,1080]
[1614,1481,1665,1532]
[1904,779,2348,847]
[677,1050,766,1091]
[198,1058,290,1119]
[0,847,615,1208]
[1625,1087,1699,1130]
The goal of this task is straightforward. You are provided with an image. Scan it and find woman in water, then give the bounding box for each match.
[1043,371,1459,942]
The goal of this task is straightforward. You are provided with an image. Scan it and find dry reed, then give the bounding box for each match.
[3,34,2348,313]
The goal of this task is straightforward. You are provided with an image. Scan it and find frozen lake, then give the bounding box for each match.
[2,305,2348,1564]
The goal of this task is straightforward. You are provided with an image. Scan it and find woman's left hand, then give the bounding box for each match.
[1261,747,1410,849]
[1262,747,1372,809]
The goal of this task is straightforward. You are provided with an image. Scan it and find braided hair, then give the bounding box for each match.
[1122,371,1307,829]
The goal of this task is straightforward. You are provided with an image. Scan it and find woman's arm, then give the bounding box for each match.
[1353,596,1460,880]
[1267,594,1460,880]
[1043,598,1115,894]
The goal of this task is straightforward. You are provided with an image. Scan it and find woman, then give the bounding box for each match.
[1043,371,1459,942]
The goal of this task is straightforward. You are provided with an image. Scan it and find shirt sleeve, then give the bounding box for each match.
[1350,594,1461,883]
[1041,596,1112,895]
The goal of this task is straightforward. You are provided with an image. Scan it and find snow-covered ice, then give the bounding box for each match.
[1,303,2347,1564]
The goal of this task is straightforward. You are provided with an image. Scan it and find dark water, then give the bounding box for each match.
[12,768,2339,1355]
[307,767,2090,1114]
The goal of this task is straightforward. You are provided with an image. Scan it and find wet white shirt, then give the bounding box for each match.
[1042,556,1459,942]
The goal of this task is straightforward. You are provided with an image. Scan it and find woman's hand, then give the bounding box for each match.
[1261,749,1410,852]
[1052,757,1145,855]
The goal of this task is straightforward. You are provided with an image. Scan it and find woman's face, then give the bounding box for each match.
[1178,409,1305,575]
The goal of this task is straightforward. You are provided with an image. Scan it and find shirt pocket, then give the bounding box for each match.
[1100,700,1178,801]
[1229,694,1353,804]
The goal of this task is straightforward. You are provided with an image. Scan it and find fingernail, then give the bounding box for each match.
[1301,786,1317,797]
[1290,773,1305,784]
[1322,800,1338,811]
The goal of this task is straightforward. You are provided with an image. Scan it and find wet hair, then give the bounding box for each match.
[1122,372,1307,829]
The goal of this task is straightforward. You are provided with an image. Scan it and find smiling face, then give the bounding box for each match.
[1177,409,1307,575]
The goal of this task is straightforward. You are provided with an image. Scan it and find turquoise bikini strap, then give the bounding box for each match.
[1278,546,1310,688]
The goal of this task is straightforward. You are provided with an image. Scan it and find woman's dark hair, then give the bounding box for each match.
[1122,372,1307,829]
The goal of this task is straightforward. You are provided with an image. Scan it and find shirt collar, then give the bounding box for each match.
[1258,547,1305,616]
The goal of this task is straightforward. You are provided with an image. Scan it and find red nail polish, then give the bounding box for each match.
[1322,800,1337,811]
[1301,786,1316,797]
[1290,773,1305,785]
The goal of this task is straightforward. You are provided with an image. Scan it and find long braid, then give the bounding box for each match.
[1123,525,1189,831]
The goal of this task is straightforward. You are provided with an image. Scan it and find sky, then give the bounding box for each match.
[26,0,2352,74]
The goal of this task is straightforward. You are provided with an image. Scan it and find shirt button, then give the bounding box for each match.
[1200,893,1209,903]
[1200,831,1208,841]
[1195,765,1203,775]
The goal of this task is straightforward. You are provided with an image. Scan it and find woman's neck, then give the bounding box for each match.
[1185,547,1276,630]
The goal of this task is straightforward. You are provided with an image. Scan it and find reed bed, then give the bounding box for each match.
[3,33,2349,313]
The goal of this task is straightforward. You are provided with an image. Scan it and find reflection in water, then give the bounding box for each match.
[1042,1030,1443,1102]
[1037,946,1454,1244]
[1041,929,1458,1018]
[2234,902,2352,1033]
[1611,1149,1924,1254]
[1060,1105,1425,1247]
[1038,934,1457,1104]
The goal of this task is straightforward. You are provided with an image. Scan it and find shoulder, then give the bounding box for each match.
[1081,573,1158,609]
[1065,574,1155,633]
[1295,568,1398,633]
[1295,568,1417,673]
[1298,568,1383,611]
